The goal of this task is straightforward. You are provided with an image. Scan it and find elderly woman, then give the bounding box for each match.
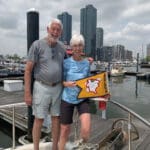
[59,34,91,149]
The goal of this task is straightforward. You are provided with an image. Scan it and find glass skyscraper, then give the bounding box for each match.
[57,12,72,45]
[96,27,103,49]
[80,4,97,58]
[96,27,103,60]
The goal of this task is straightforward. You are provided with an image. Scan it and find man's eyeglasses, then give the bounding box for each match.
[51,48,55,59]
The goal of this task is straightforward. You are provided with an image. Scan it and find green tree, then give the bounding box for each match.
[146,56,150,62]
[13,53,21,62]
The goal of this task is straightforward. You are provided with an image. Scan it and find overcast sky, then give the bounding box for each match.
[0,0,150,58]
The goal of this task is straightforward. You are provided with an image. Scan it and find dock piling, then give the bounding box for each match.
[26,9,39,140]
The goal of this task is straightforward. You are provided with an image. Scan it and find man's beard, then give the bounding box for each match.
[48,34,59,43]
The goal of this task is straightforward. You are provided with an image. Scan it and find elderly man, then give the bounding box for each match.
[24,19,65,150]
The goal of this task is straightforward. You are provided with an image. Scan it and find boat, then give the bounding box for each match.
[5,141,77,150]
[140,63,150,68]
[0,68,24,78]
[1,98,150,150]
[0,69,8,78]
[110,64,126,77]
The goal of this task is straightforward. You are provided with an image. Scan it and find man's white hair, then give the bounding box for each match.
[70,34,85,46]
[48,18,63,30]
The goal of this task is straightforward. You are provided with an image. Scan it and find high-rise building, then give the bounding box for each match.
[102,46,113,62]
[96,27,103,49]
[57,12,72,45]
[112,45,125,61]
[96,27,103,60]
[125,50,133,61]
[80,4,97,58]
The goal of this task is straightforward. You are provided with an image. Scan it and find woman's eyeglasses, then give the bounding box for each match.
[72,44,83,48]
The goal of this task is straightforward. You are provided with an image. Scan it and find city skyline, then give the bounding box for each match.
[0,0,150,57]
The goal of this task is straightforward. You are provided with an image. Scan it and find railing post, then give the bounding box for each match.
[99,101,107,119]
[12,106,15,149]
[128,113,131,150]
[101,109,106,119]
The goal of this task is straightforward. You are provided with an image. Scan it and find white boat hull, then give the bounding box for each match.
[5,142,75,150]
[6,142,51,150]
[110,68,126,77]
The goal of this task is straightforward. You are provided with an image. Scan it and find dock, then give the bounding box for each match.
[125,71,140,76]
[140,64,150,68]
[0,87,150,149]
[0,86,27,131]
[124,71,150,82]
[0,86,114,138]
[136,72,150,81]
[0,76,24,85]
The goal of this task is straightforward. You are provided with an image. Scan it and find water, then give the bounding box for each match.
[0,67,150,148]
[106,67,150,120]
[106,75,150,120]
[0,130,12,148]
[0,118,22,149]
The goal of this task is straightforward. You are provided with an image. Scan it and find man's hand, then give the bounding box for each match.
[24,92,32,106]
[88,57,94,64]
[24,61,34,106]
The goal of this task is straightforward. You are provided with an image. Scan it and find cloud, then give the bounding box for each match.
[122,22,150,37]
[104,22,150,56]
[122,1,150,24]
[0,13,18,30]
[0,0,150,57]
[123,2,150,18]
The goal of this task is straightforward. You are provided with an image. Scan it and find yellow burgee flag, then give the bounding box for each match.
[76,72,110,99]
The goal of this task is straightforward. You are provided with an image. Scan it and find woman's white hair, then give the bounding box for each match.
[70,34,85,46]
[48,18,63,30]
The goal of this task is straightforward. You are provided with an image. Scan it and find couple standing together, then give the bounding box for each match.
[24,18,91,150]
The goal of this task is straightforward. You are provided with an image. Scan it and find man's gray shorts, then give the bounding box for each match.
[32,81,63,119]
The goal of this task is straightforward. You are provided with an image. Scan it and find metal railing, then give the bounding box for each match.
[109,100,150,127]
[0,102,26,149]
[108,100,150,150]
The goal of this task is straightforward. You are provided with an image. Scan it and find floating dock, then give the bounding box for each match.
[136,72,150,81]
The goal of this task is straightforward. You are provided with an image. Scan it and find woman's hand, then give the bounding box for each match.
[63,81,76,87]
